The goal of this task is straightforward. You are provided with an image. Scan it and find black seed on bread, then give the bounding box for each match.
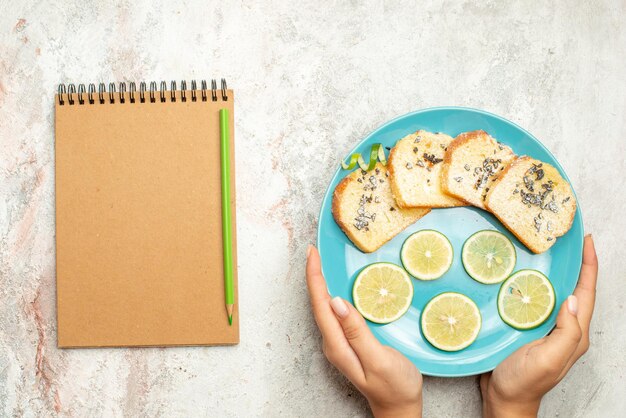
[441,130,516,209]
[485,156,577,253]
[388,130,466,208]
[332,162,430,253]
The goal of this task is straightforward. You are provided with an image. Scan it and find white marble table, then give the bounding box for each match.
[1,1,624,417]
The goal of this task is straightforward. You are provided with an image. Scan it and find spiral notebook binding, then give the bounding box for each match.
[57,79,229,105]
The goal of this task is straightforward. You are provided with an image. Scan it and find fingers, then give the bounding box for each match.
[573,235,598,338]
[329,296,386,369]
[535,296,582,376]
[306,245,343,339]
[305,246,366,384]
[306,245,331,312]
[557,235,598,377]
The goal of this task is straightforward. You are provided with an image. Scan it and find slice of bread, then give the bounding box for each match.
[441,130,517,209]
[332,162,430,253]
[485,156,577,253]
[388,130,466,208]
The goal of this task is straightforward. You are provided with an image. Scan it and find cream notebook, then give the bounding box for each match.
[55,79,239,347]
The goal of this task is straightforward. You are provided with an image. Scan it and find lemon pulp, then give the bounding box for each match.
[497,269,555,330]
[352,263,413,324]
[401,230,453,280]
[421,292,481,351]
[462,230,516,284]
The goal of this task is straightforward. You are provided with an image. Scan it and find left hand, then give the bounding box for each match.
[306,245,423,418]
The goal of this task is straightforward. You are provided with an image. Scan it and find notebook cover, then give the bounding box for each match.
[55,89,239,347]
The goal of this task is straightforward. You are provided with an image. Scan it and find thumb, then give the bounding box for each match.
[330,297,384,365]
[535,295,582,374]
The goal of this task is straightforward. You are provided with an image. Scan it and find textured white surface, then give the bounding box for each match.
[1,1,625,417]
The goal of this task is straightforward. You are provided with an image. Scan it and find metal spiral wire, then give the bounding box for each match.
[119,82,126,103]
[88,83,95,104]
[57,79,228,105]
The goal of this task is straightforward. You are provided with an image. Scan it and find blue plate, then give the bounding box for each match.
[317,107,583,377]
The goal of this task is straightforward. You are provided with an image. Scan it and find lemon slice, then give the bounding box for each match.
[497,269,555,330]
[400,230,453,280]
[421,292,481,351]
[462,230,516,284]
[352,263,413,324]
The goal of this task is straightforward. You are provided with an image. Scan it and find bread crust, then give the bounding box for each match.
[440,131,486,204]
[387,144,406,207]
[331,174,376,252]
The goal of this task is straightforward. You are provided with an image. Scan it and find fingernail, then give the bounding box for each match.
[306,244,313,258]
[330,297,349,318]
[585,233,592,239]
[567,295,578,315]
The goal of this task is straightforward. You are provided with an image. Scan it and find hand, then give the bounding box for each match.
[480,235,598,418]
[306,245,423,418]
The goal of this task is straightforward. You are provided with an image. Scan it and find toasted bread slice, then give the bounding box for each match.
[332,162,430,253]
[485,157,577,254]
[441,130,516,209]
[388,130,466,208]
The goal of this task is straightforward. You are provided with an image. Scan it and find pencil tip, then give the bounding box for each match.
[228,315,233,326]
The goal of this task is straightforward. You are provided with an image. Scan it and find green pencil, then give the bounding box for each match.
[219,109,234,325]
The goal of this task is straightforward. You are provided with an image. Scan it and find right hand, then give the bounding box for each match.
[480,234,598,418]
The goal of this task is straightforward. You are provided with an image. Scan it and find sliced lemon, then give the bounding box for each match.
[421,292,481,351]
[497,269,555,330]
[462,230,516,284]
[400,230,453,280]
[352,262,413,324]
